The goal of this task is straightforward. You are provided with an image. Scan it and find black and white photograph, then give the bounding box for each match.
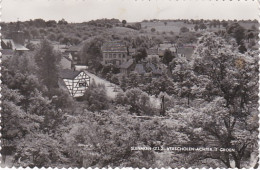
[1,0,259,168]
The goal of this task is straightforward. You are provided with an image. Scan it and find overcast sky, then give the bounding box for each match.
[2,0,259,22]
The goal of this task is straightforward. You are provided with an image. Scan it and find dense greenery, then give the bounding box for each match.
[1,19,259,168]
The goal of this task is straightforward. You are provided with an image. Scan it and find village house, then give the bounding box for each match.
[101,41,132,66]
[120,58,162,76]
[59,69,90,97]
[65,46,82,69]
[134,61,162,76]
[1,23,29,55]
[120,59,135,74]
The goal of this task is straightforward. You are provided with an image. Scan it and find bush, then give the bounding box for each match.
[82,81,109,112]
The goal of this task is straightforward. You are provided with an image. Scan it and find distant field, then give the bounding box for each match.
[141,21,195,33]
[140,21,257,34]
[110,27,139,36]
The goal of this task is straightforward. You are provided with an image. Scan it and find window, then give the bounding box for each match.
[118,54,121,58]
[123,54,125,58]
[109,54,112,58]
[79,82,87,87]
[113,54,116,58]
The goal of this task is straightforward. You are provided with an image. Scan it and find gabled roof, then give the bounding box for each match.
[120,59,134,69]
[2,39,29,51]
[59,69,81,79]
[145,62,162,75]
[102,41,127,52]
[134,64,146,74]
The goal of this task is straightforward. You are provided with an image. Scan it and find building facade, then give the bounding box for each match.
[101,41,131,66]
[59,69,90,97]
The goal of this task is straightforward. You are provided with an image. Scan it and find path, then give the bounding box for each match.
[84,70,123,99]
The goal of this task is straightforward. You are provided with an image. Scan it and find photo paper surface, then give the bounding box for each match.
[1,0,259,168]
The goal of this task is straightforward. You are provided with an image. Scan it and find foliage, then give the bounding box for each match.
[144,74,175,96]
[62,108,160,168]
[82,81,109,112]
[133,48,147,62]
[80,37,105,68]
[162,49,175,65]
[186,32,259,168]
[226,23,245,45]
[34,39,61,90]
[115,88,154,115]
[180,27,189,33]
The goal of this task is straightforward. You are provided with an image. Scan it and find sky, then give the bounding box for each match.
[1,0,259,23]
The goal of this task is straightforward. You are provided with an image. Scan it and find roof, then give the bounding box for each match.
[102,41,127,52]
[134,64,146,74]
[65,46,81,52]
[75,65,88,71]
[2,39,29,51]
[62,53,72,61]
[147,48,158,55]
[59,69,81,79]
[145,62,162,75]
[1,49,15,55]
[146,62,156,71]
[120,59,134,69]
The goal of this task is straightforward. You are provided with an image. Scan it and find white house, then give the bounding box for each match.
[59,69,90,97]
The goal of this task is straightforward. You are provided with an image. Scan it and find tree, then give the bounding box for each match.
[82,81,109,112]
[180,27,189,33]
[30,29,39,39]
[58,18,68,25]
[122,20,127,27]
[147,74,175,96]
[34,40,61,90]
[170,55,196,106]
[162,49,175,65]
[226,23,245,45]
[221,21,229,28]
[194,25,199,31]
[120,75,128,91]
[199,23,207,30]
[63,108,158,167]
[26,42,36,51]
[185,33,259,168]
[151,28,156,33]
[133,48,147,62]
[115,88,153,115]
[80,37,104,69]
[33,18,46,28]
[46,20,57,27]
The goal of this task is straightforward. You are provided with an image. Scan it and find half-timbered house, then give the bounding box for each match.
[59,69,90,97]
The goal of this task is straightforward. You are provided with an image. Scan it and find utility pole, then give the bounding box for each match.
[160,95,165,116]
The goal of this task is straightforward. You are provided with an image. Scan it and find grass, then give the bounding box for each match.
[141,21,195,33]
